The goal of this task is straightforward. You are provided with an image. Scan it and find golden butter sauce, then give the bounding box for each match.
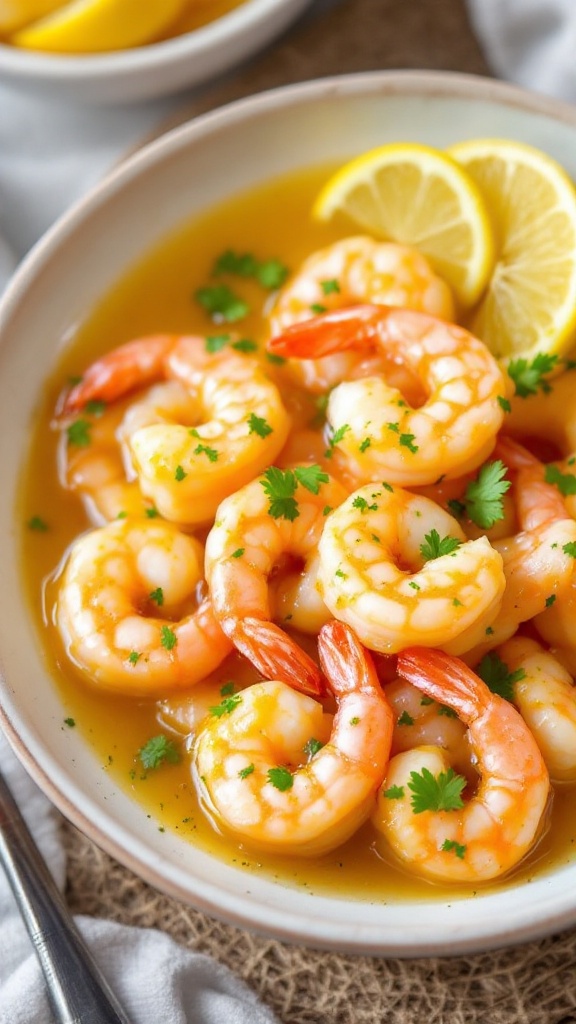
[19,165,576,903]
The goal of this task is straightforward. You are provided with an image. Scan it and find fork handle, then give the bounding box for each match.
[0,767,132,1024]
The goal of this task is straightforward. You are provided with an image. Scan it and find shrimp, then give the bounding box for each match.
[54,518,232,696]
[55,391,153,525]
[193,619,393,856]
[385,677,471,781]
[317,482,506,655]
[373,647,551,883]
[465,438,576,662]
[268,237,454,393]
[57,334,291,526]
[204,465,348,696]
[489,636,576,782]
[269,304,507,486]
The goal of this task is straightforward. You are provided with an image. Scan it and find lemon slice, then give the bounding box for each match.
[449,138,576,363]
[312,142,495,309]
[11,0,187,52]
[0,0,66,34]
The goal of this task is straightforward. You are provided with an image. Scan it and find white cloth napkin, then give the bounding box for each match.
[466,0,576,103]
[0,730,280,1024]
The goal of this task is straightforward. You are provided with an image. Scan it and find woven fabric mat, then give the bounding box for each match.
[62,1,576,1020]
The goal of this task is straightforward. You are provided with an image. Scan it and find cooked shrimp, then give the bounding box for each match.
[385,677,471,780]
[204,465,348,696]
[269,305,507,486]
[373,647,550,882]
[54,518,232,696]
[193,619,393,856]
[57,334,291,526]
[56,395,150,525]
[317,482,505,656]
[490,636,576,782]
[465,438,576,662]
[268,237,454,393]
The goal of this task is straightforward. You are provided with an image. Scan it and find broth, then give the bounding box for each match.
[19,164,576,902]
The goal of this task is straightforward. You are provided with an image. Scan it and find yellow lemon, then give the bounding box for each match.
[0,0,66,35]
[449,138,576,364]
[312,142,495,309]
[11,0,188,52]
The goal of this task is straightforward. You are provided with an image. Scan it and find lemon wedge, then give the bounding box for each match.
[11,0,187,52]
[449,138,576,363]
[312,142,495,309]
[0,0,66,34]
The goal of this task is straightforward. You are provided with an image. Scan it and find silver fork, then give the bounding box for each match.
[0,764,132,1024]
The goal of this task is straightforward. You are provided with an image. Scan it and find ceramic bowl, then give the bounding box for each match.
[0,0,313,104]
[2,70,576,956]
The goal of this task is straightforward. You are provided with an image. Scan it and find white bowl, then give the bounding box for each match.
[2,70,576,956]
[0,0,313,104]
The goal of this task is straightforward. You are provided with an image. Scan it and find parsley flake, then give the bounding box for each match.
[138,734,180,770]
[210,694,242,717]
[149,587,164,606]
[442,839,466,859]
[175,465,187,482]
[507,353,559,397]
[261,466,299,521]
[397,711,414,726]
[238,763,255,779]
[408,766,466,813]
[476,652,525,701]
[459,460,511,529]
[267,766,294,791]
[128,651,141,666]
[383,784,405,800]
[321,278,340,295]
[194,443,219,462]
[303,737,324,759]
[67,419,91,447]
[247,412,273,438]
[231,547,245,559]
[195,284,249,323]
[160,626,177,651]
[420,529,462,561]
[27,515,48,532]
[205,334,230,354]
[544,464,576,496]
[563,541,576,558]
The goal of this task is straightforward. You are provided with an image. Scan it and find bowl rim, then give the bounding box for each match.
[3,68,576,956]
[0,0,306,77]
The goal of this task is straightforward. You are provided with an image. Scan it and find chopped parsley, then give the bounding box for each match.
[303,737,324,759]
[149,587,164,606]
[352,495,378,514]
[449,459,511,530]
[238,763,255,779]
[160,625,177,651]
[231,547,245,559]
[194,443,219,462]
[128,651,141,666]
[63,717,76,728]
[27,515,49,531]
[544,464,576,496]
[66,419,91,447]
[441,839,466,859]
[397,711,414,726]
[321,278,340,295]
[507,353,559,397]
[138,734,180,770]
[174,465,187,482]
[84,399,107,417]
[383,784,404,800]
[210,694,242,717]
[195,284,249,322]
[325,422,350,457]
[419,529,462,561]
[212,249,289,290]
[205,333,230,353]
[267,766,294,791]
[408,766,466,814]
[476,652,525,701]
[261,465,328,521]
[247,412,273,438]
[563,541,576,558]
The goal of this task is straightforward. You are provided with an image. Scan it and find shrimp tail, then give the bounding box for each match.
[397,647,489,723]
[267,304,387,359]
[56,334,178,417]
[232,617,325,697]
[318,620,381,697]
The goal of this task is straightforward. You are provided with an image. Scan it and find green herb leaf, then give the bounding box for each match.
[149,587,164,606]
[507,353,559,397]
[294,464,329,495]
[420,529,462,561]
[210,694,242,717]
[261,467,299,521]
[67,419,91,447]
[462,460,511,529]
[544,464,576,496]
[320,278,340,295]
[205,334,230,353]
[383,784,404,800]
[476,651,526,701]
[160,625,177,651]
[441,838,466,859]
[27,515,49,531]
[238,763,255,779]
[267,766,294,791]
[195,284,249,322]
[303,737,324,759]
[408,766,466,813]
[247,412,273,438]
[194,443,219,462]
[139,735,180,770]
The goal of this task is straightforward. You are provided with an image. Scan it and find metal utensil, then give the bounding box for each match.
[0,763,132,1023]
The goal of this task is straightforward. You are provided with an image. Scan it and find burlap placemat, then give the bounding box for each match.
[61,1,576,1020]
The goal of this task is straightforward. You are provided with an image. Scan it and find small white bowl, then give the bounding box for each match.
[2,71,576,956]
[0,0,313,104]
